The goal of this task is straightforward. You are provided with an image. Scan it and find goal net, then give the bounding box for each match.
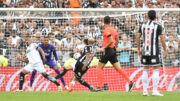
[0,8,179,91]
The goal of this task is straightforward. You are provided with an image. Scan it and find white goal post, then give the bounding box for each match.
[0,8,179,91]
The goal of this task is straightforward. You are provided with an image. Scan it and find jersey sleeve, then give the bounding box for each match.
[33,43,38,49]
[104,30,111,37]
[157,25,162,35]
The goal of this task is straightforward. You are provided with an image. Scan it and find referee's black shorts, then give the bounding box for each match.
[99,48,118,64]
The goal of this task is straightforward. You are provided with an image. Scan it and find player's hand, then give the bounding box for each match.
[138,49,142,57]
[43,58,47,63]
[164,50,167,59]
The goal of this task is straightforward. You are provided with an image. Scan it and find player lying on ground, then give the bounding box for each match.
[56,38,96,91]
[15,37,60,91]
[136,10,167,96]
[29,36,69,91]
[96,16,134,91]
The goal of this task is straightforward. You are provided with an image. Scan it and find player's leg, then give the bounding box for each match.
[152,65,163,96]
[46,60,67,90]
[53,66,66,85]
[35,62,61,88]
[97,62,105,89]
[55,61,75,79]
[18,69,29,91]
[77,77,94,91]
[74,69,94,91]
[18,63,32,91]
[111,57,134,92]
[29,70,37,91]
[142,66,149,96]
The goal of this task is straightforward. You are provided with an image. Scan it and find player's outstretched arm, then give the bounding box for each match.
[160,34,167,58]
[37,47,47,63]
[15,53,29,63]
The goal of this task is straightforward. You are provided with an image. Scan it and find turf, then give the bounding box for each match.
[0,91,179,101]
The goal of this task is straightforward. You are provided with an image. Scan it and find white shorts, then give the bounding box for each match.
[24,62,46,74]
[70,60,77,71]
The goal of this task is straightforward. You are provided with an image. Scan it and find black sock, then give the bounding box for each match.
[43,74,60,86]
[55,69,67,79]
[78,78,90,89]
[19,72,25,90]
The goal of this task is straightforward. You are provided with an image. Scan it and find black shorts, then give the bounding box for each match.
[74,61,88,79]
[99,48,118,64]
[141,55,161,66]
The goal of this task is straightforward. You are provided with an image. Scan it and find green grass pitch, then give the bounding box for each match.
[0,91,179,101]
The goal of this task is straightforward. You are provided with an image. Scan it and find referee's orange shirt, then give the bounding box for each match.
[103,26,118,48]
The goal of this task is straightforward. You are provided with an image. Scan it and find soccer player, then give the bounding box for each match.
[15,37,61,91]
[29,36,69,91]
[56,38,96,91]
[136,10,167,96]
[96,16,134,91]
[55,39,88,79]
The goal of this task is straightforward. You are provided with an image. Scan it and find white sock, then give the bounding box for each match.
[142,69,149,91]
[152,69,159,91]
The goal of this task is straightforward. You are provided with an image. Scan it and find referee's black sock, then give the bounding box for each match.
[78,78,90,89]
[43,74,60,86]
[55,69,67,79]
[19,72,25,90]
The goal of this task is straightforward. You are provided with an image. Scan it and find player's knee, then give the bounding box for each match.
[97,62,105,69]
[20,72,25,76]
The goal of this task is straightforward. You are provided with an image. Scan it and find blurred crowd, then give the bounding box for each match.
[0,11,179,67]
[0,0,179,8]
[0,0,179,67]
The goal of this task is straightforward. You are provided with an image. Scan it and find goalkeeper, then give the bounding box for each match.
[29,36,69,91]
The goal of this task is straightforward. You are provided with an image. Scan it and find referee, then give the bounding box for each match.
[96,16,134,91]
[136,10,167,96]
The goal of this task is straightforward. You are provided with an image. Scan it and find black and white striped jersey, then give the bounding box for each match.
[77,45,96,68]
[138,21,162,56]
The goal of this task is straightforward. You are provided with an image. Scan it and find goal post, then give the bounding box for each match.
[0,8,179,91]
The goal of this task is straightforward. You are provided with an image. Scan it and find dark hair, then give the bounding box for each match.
[83,39,88,45]
[148,10,156,20]
[104,16,111,24]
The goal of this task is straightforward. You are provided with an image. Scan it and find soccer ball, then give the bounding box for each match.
[73,52,81,60]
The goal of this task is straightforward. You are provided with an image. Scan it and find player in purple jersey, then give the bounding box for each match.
[29,36,69,91]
